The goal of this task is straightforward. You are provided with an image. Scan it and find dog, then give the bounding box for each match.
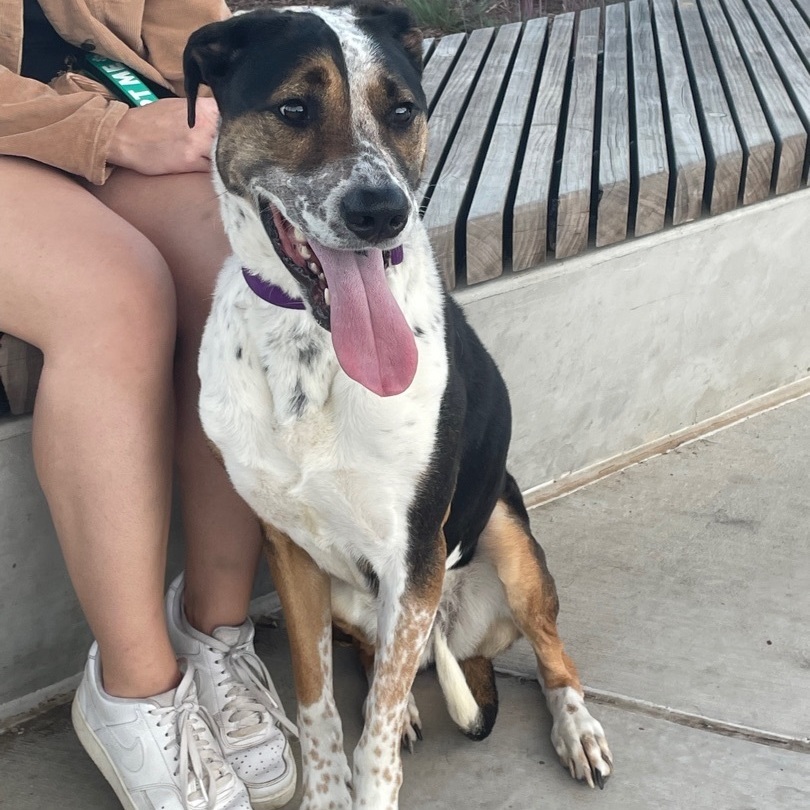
[185,4,612,808]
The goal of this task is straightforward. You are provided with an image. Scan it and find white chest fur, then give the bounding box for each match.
[198,236,448,589]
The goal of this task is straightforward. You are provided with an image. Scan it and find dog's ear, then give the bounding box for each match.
[353,3,424,74]
[184,19,236,127]
[184,12,289,127]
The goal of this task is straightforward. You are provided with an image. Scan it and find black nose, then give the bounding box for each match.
[340,185,409,242]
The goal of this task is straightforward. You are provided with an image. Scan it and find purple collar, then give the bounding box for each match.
[242,267,306,309]
[242,246,404,309]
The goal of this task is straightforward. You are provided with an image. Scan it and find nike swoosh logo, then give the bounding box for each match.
[106,722,146,773]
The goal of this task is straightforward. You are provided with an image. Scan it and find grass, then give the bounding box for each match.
[228,0,612,35]
[403,0,494,34]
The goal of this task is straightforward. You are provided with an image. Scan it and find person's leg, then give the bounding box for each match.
[90,169,297,810]
[0,157,178,699]
[90,169,264,635]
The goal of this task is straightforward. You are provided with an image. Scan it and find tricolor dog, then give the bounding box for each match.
[186,5,612,808]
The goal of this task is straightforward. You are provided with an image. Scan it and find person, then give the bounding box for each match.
[0,1,297,808]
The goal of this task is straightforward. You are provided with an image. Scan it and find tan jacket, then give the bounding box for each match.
[0,0,229,183]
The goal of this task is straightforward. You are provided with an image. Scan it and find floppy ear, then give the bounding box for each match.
[184,19,241,127]
[353,3,424,74]
[184,11,290,127]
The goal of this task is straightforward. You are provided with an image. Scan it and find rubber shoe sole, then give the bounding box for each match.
[246,745,297,810]
[72,696,140,810]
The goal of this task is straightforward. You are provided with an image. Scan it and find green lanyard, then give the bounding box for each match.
[83,54,159,107]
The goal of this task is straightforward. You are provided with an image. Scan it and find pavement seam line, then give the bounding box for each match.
[583,687,810,754]
[496,668,810,754]
[520,380,810,510]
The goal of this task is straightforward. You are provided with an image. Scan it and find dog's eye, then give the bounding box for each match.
[279,100,308,123]
[388,103,414,127]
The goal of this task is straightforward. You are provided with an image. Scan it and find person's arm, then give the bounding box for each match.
[1,65,220,180]
[0,66,129,184]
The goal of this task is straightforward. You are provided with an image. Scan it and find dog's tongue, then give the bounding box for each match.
[309,240,417,397]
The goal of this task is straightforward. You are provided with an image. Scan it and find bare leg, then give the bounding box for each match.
[0,157,178,698]
[90,169,264,634]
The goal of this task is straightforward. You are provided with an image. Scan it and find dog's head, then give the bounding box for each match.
[185,3,427,396]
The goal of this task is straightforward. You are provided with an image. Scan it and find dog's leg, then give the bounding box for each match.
[351,533,444,809]
[480,493,613,789]
[263,526,352,810]
[356,644,423,753]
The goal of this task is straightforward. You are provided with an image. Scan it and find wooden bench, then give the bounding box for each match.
[420,0,809,287]
[3,0,810,416]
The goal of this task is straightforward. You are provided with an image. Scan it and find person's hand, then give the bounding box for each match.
[107,97,219,175]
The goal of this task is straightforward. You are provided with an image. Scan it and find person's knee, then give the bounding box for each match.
[56,234,177,377]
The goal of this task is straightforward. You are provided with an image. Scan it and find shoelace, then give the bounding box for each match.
[150,698,233,809]
[215,646,299,742]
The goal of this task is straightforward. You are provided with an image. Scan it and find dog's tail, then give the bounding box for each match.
[433,625,498,741]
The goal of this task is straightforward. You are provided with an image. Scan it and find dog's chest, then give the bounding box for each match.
[199,269,447,586]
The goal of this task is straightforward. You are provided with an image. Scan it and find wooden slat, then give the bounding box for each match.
[719,0,805,193]
[466,18,548,285]
[421,32,466,110]
[629,0,669,236]
[418,28,495,201]
[741,0,810,182]
[652,0,705,224]
[423,23,522,288]
[768,0,810,68]
[422,37,435,63]
[676,0,742,214]
[795,0,810,29]
[0,335,42,416]
[555,8,600,258]
[512,13,575,272]
[596,3,630,247]
[697,0,775,204]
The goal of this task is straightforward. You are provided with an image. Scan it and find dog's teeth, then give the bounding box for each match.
[324,288,331,306]
[299,245,311,260]
[293,227,306,243]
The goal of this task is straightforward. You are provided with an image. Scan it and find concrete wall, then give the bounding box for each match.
[2,189,810,724]
[458,189,810,490]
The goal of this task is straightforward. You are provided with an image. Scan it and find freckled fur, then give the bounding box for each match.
[192,4,612,806]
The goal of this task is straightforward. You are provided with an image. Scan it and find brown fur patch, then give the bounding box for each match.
[481,502,583,694]
[216,51,352,192]
[363,68,428,187]
[263,524,332,706]
[459,656,498,709]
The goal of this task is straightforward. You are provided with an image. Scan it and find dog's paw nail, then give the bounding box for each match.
[593,768,605,790]
[414,723,423,741]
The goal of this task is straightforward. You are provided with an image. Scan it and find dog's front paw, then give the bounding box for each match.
[401,691,423,754]
[547,687,613,789]
[299,704,353,809]
[300,769,352,810]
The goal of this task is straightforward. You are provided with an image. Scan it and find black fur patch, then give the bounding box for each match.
[288,381,308,418]
[406,295,512,583]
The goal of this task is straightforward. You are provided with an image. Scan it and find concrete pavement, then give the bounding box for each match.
[2,394,809,809]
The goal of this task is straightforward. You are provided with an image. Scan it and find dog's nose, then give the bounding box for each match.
[340,185,409,242]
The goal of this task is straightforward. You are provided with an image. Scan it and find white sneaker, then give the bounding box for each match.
[72,643,251,810]
[166,575,297,810]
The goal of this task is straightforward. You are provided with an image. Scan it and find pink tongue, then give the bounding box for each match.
[309,240,417,397]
